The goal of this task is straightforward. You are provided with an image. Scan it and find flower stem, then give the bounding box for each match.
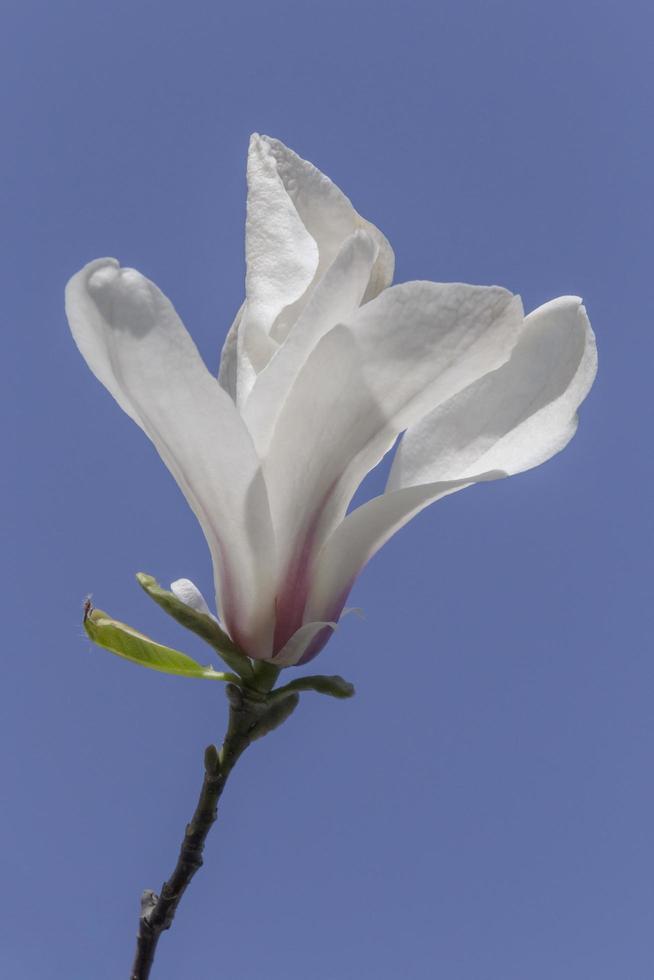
[129,682,298,979]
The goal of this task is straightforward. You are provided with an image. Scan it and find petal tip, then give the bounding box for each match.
[66,257,119,293]
[88,262,121,293]
[248,132,278,160]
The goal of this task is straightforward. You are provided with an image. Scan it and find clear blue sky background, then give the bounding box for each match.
[2,1,652,977]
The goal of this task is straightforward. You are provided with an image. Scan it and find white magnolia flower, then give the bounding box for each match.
[66,135,597,667]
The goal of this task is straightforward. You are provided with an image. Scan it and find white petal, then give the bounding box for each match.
[266,282,522,551]
[264,282,523,646]
[305,478,481,623]
[306,297,596,623]
[217,302,244,400]
[233,135,394,406]
[272,620,337,668]
[259,135,394,328]
[170,578,217,621]
[243,134,319,340]
[388,296,597,489]
[234,136,319,407]
[66,259,277,659]
[243,230,378,454]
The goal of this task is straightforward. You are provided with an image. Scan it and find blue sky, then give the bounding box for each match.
[2,0,653,977]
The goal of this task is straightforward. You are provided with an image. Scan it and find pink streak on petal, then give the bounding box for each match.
[272,532,319,653]
[292,578,356,666]
[296,624,335,666]
[272,484,337,655]
[217,546,266,660]
[320,578,356,625]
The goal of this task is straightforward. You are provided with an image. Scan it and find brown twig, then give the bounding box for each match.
[129,683,298,979]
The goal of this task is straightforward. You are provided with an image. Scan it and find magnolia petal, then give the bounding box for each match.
[306,297,596,624]
[170,578,218,621]
[305,478,483,623]
[243,230,379,454]
[217,301,244,400]
[388,296,597,489]
[228,134,394,406]
[65,259,277,659]
[272,620,337,668]
[264,281,523,644]
[235,135,319,406]
[244,134,319,338]
[259,135,394,335]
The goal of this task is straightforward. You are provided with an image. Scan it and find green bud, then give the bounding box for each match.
[249,693,300,741]
[269,674,355,701]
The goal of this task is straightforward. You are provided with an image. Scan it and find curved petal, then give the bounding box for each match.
[388,296,597,488]
[230,135,394,406]
[65,258,277,659]
[305,478,483,623]
[170,578,218,621]
[243,135,319,338]
[259,134,394,336]
[306,296,596,623]
[272,620,337,668]
[235,135,319,406]
[243,230,379,454]
[264,282,523,648]
[217,301,244,400]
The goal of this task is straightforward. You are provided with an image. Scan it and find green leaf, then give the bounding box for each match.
[83,603,239,682]
[136,573,253,679]
[270,674,355,701]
